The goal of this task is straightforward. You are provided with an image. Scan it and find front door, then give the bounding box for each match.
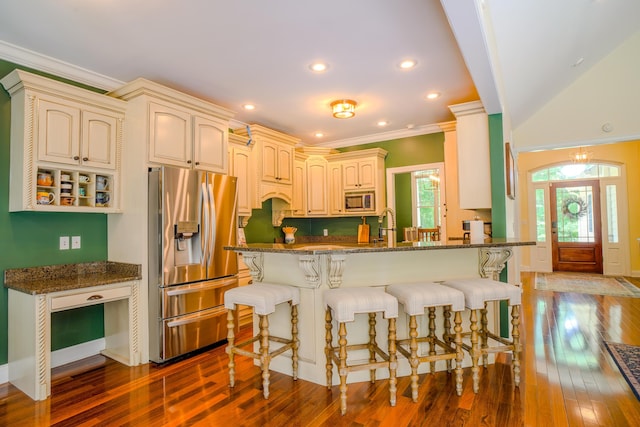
[550,180,602,273]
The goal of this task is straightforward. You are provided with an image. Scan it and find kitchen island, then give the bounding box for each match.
[225,238,534,386]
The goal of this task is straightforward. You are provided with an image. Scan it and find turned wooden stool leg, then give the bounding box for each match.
[325,309,333,389]
[226,308,236,388]
[291,303,299,380]
[511,304,521,386]
[480,303,489,368]
[453,311,463,396]
[408,314,419,402]
[428,307,436,373]
[338,322,348,416]
[259,314,271,399]
[443,306,453,372]
[388,317,397,407]
[470,309,480,393]
[368,313,377,383]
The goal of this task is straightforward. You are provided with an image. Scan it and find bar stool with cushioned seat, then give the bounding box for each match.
[385,282,466,402]
[324,287,398,415]
[441,277,522,393]
[224,282,300,399]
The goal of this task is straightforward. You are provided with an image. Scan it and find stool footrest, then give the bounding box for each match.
[396,337,458,363]
[230,334,295,359]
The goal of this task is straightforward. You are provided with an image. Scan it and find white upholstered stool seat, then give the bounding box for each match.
[441,278,522,393]
[224,282,300,399]
[324,287,398,415]
[386,282,466,401]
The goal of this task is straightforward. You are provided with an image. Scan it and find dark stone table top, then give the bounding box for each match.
[4,261,142,295]
[225,238,535,255]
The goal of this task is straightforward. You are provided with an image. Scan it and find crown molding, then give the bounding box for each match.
[0,40,124,90]
[313,123,444,148]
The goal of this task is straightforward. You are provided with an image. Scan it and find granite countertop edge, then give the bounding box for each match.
[225,238,536,255]
[4,261,142,295]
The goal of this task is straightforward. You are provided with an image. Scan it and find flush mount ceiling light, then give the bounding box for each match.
[331,99,357,119]
[426,92,441,100]
[242,103,256,111]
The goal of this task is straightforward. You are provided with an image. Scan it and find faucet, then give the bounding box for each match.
[378,207,396,241]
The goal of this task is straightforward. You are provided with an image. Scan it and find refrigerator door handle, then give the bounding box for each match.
[207,180,217,269]
[201,180,211,268]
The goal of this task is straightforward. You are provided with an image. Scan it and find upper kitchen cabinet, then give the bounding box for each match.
[328,148,387,214]
[449,101,491,209]
[234,125,300,207]
[109,78,234,174]
[342,157,377,190]
[290,147,336,217]
[228,132,255,225]
[0,69,126,212]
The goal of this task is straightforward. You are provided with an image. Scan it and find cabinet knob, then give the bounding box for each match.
[195,162,200,166]
[82,157,88,161]
[73,156,80,160]
[187,160,192,164]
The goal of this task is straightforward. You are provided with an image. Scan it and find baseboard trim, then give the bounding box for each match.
[0,338,105,386]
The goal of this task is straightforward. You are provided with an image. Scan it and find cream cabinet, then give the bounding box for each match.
[449,101,491,209]
[148,100,228,173]
[290,153,307,217]
[327,148,387,215]
[261,139,293,184]
[228,133,255,223]
[36,99,118,170]
[0,69,125,213]
[233,125,300,208]
[328,161,344,215]
[306,156,329,216]
[343,158,376,190]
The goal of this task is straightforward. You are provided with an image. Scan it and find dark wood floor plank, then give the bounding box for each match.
[2,272,640,426]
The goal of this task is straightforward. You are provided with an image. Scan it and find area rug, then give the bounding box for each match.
[604,341,640,400]
[534,272,640,297]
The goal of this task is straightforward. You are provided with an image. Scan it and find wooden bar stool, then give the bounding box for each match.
[324,287,398,415]
[224,282,300,399]
[385,282,465,402]
[441,278,522,393]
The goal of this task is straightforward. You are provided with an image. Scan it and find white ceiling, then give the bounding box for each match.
[1,0,638,148]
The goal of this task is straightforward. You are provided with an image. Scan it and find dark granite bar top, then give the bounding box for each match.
[225,238,535,255]
[4,261,142,295]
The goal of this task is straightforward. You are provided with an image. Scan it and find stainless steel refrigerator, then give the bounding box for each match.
[148,166,238,363]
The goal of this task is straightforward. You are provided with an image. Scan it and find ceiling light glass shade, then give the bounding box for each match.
[571,146,591,163]
[331,99,357,119]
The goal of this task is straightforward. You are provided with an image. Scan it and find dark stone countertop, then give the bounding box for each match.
[4,261,142,295]
[225,238,535,255]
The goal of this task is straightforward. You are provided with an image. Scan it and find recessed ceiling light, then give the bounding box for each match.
[399,59,417,69]
[309,62,328,72]
[377,121,389,127]
[242,104,256,111]
[314,132,324,138]
[426,92,440,100]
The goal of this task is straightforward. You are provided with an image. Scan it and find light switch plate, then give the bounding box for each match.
[59,236,69,250]
[71,236,81,249]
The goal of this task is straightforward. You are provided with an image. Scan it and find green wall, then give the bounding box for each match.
[0,60,108,365]
[244,133,445,243]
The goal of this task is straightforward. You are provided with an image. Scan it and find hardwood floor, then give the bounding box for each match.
[1,272,639,426]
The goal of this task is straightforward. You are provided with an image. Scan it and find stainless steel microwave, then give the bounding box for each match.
[345,191,375,212]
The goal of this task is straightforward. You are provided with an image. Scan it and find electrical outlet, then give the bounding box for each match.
[59,236,69,250]
[323,229,328,236]
[71,236,81,249]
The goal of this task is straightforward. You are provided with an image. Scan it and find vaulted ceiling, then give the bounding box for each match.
[1,0,638,147]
